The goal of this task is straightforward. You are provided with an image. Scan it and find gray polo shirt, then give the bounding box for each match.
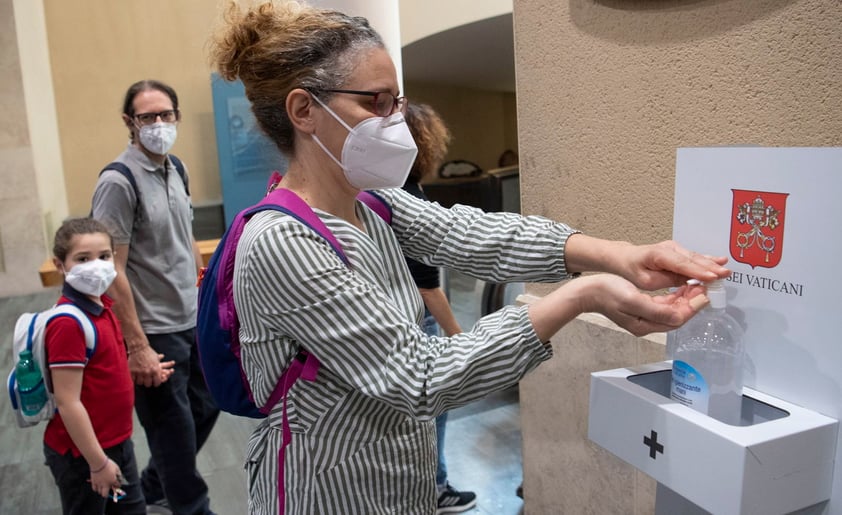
[92,143,197,334]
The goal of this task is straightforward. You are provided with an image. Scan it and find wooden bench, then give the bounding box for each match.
[39,238,221,287]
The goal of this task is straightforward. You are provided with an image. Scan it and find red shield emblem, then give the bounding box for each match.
[729,190,789,269]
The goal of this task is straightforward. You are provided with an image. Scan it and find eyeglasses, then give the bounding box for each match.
[133,109,180,126]
[321,89,407,117]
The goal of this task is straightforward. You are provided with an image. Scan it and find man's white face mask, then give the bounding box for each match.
[138,122,178,155]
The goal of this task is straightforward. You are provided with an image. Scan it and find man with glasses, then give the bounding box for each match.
[91,79,219,515]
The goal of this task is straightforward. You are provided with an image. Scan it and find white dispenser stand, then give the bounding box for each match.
[588,147,842,514]
[589,362,837,514]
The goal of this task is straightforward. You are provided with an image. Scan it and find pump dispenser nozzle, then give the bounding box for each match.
[706,280,727,309]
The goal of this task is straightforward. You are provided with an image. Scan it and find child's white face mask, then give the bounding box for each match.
[311,95,418,190]
[65,260,117,296]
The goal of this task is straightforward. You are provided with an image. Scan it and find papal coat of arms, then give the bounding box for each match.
[730,189,789,269]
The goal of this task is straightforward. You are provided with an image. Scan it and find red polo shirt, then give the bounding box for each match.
[44,286,134,456]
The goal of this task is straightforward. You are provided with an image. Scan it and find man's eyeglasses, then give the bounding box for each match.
[321,89,407,117]
[133,109,180,126]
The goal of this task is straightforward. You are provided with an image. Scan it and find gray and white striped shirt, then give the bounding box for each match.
[234,187,578,514]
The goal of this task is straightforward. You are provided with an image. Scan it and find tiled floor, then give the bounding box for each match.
[0,274,524,514]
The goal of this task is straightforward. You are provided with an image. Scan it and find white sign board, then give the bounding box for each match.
[673,147,842,512]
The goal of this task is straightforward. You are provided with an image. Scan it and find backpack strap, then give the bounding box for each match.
[167,154,190,196]
[215,186,393,402]
[95,162,137,221]
[213,187,352,336]
[218,186,392,398]
[42,304,98,359]
[23,304,97,401]
[98,154,190,217]
[247,188,351,265]
[358,190,392,225]
[276,350,319,514]
[99,161,137,201]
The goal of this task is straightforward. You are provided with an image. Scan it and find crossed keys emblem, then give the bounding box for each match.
[734,196,780,263]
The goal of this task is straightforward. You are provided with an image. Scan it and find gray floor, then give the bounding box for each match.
[0,272,524,514]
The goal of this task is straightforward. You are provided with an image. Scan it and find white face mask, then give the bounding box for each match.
[65,260,117,297]
[311,95,418,190]
[138,122,178,155]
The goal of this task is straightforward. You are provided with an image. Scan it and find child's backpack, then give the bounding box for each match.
[196,174,391,419]
[7,303,97,428]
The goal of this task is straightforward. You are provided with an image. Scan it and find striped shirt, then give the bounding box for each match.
[234,187,578,514]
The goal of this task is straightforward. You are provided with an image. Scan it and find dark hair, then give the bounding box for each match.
[53,218,114,262]
[497,149,519,168]
[209,1,384,156]
[122,79,179,118]
[122,80,179,141]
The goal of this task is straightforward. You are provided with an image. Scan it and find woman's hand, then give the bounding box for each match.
[576,274,709,336]
[612,240,729,291]
[565,236,730,291]
[529,273,708,341]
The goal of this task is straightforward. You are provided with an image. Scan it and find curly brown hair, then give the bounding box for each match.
[404,103,452,183]
[208,1,384,156]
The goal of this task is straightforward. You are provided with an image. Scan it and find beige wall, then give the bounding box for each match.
[44,0,222,217]
[13,0,67,246]
[514,0,842,512]
[405,81,518,172]
[515,0,840,244]
[0,0,52,295]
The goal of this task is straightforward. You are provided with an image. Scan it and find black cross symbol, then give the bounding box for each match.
[643,430,664,459]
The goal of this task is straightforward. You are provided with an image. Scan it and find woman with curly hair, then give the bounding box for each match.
[208,2,728,513]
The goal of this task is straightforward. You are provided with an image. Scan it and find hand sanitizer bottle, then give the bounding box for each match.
[670,280,745,425]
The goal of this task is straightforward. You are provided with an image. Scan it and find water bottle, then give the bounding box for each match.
[669,280,745,425]
[17,350,48,416]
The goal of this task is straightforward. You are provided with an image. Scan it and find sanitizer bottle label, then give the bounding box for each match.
[670,360,709,413]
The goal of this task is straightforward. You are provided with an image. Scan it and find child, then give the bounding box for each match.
[42,217,172,515]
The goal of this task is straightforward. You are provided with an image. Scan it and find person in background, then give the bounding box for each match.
[91,80,220,515]
[208,2,728,513]
[403,102,477,513]
[44,217,165,515]
[497,149,519,168]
